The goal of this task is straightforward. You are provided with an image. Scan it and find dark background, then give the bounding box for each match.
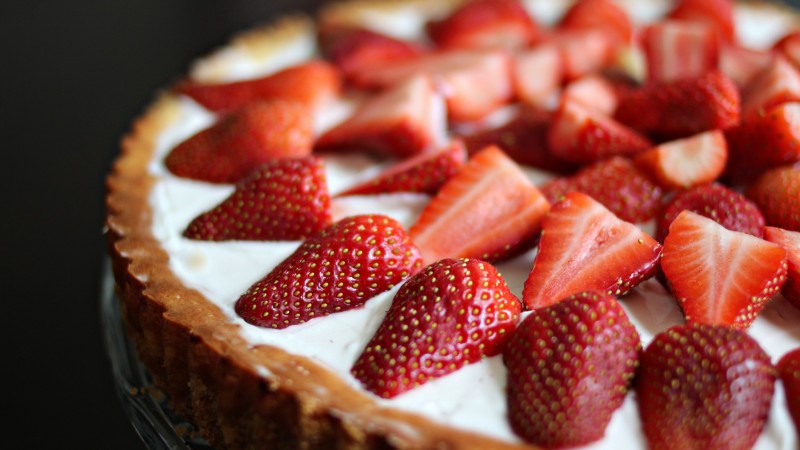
[4,0,799,448]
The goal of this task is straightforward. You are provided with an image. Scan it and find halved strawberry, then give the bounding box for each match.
[764,226,800,308]
[633,130,728,191]
[740,55,800,119]
[778,348,800,433]
[614,71,740,138]
[719,44,775,88]
[234,214,423,329]
[164,100,313,184]
[315,75,447,159]
[336,140,467,196]
[409,145,551,265]
[550,28,617,81]
[174,60,341,112]
[352,258,522,398]
[655,182,765,242]
[512,43,563,107]
[640,20,719,83]
[661,210,788,329]
[522,192,663,309]
[558,0,633,46]
[774,31,800,69]
[540,156,663,223]
[183,156,331,241]
[425,0,539,50]
[560,74,620,116]
[667,0,735,43]
[746,164,800,232]
[637,323,776,450]
[548,98,652,164]
[504,291,640,448]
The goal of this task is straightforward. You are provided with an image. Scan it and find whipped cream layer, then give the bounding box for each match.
[146,1,800,448]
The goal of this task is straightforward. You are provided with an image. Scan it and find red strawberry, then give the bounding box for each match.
[719,44,775,88]
[522,192,663,309]
[640,20,719,83]
[741,55,800,118]
[164,100,313,183]
[409,145,551,265]
[633,130,728,191]
[540,156,664,223]
[512,43,563,107]
[183,156,332,241]
[352,257,522,398]
[558,0,633,45]
[234,214,423,329]
[550,28,617,81]
[425,0,539,50]
[746,164,800,232]
[777,348,800,433]
[504,291,641,448]
[560,74,620,116]
[315,75,447,159]
[668,0,735,42]
[174,60,341,112]
[636,323,776,450]
[661,210,788,328]
[655,182,765,243]
[764,226,800,308]
[615,71,740,139]
[774,31,800,69]
[336,140,467,196]
[548,99,652,164]
[725,104,800,185]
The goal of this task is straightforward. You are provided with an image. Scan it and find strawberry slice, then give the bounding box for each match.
[540,156,663,223]
[774,31,800,69]
[741,55,800,118]
[637,323,776,450]
[778,348,800,434]
[764,226,800,308]
[512,43,563,107]
[719,44,775,88]
[548,98,652,164]
[522,192,663,309]
[640,20,719,83]
[655,182,765,242]
[558,0,633,45]
[183,156,332,241]
[409,145,551,265]
[661,210,788,328]
[174,60,341,112]
[336,140,467,196]
[550,28,617,81]
[352,258,522,398]
[667,0,735,43]
[315,75,447,159]
[633,130,728,191]
[560,74,620,116]
[746,164,800,232]
[425,0,539,50]
[164,100,313,184]
[614,71,740,138]
[504,291,640,448]
[234,214,423,329]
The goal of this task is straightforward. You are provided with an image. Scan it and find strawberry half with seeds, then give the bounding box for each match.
[522,192,662,310]
[633,130,728,191]
[425,0,539,50]
[504,291,641,448]
[746,164,800,232]
[164,100,313,184]
[778,348,800,434]
[234,214,423,329]
[183,156,331,241]
[661,210,788,329]
[637,323,776,450]
[764,226,800,308]
[352,257,522,398]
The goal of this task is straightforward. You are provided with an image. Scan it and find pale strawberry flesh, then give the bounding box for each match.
[633,130,728,191]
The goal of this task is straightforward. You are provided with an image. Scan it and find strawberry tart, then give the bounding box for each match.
[105,0,800,448]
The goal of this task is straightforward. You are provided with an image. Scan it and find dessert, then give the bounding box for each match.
[105,0,800,449]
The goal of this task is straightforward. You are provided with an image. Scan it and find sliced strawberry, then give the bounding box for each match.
[719,44,775,88]
[640,20,719,83]
[522,192,663,309]
[504,291,640,448]
[777,348,800,434]
[409,145,551,265]
[164,100,313,184]
[725,103,800,185]
[740,55,800,118]
[548,98,652,164]
[550,28,617,81]
[425,0,539,50]
[655,182,765,242]
[315,75,447,159]
[746,164,800,232]
[661,210,788,328]
[540,156,663,223]
[558,0,633,46]
[183,156,331,241]
[774,31,800,69]
[764,226,800,308]
[174,60,341,112]
[512,43,563,107]
[352,258,522,398]
[336,140,467,196]
[614,71,740,138]
[234,214,423,329]
[637,323,776,450]
[668,0,735,43]
[633,130,728,191]
[560,74,620,116]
